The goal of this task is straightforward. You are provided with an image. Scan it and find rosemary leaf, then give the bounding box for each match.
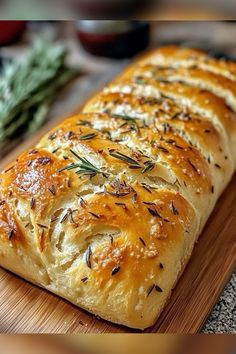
[79,133,97,141]
[59,149,102,177]
[109,150,140,167]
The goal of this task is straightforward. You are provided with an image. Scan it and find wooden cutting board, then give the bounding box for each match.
[0,76,235,334]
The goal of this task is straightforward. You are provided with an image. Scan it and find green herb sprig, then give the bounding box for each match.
[0,33,79,152]
[59,149,106,178]
[112,114,139,131]
[109,150,141,168]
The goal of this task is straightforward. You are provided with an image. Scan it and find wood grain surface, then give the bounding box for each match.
[0,74,235,333]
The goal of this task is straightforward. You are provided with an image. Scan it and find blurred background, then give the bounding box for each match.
[0,0,236,19]
[0,334,235,354]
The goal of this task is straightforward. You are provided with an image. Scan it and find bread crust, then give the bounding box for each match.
[0,46,235,330]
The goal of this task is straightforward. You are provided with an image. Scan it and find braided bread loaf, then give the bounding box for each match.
[0,46,235,330]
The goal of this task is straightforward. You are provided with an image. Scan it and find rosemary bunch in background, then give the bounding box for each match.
[0,33,79,151]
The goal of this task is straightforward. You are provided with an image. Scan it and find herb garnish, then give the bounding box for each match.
[107,179,135,198]
[81,277,88,283]
[147,284,155,296]
[66,178,71,188]
[77,120,92,127]
[141,183,152,193]
[37,157,51,165]
[37,223,48,229]
[59,149,102,178]
[170,201,179,215]
[174,144,184,150]
[155,285,163,293]
[60,212,68,224]
[163,123,171,133]
[111,266,120,276]
[187,158,200,175]
[80,197,87,208]
[132,192,138,204]
[142,161,155,174]
[147,207,162,218]
[8,230,14,240]
[51,216,58,223]
[85,246,92,269]
[88,212,100,219]
[147,284,163,296]
[79,133,97,141]
[48,185,56,196]
[109,150,141,168]
[52,147,60,154]
[115,202,127,209]
[112,114,139,131]
[155,76,170,83]
[143,201,156,206]
[30,198,36,210]
[0,34,79,155]
[157,146,169,153]
[4,165,14,173]
[68,209,78,224]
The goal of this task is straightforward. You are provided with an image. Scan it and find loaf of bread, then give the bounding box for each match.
[0,46,235,330]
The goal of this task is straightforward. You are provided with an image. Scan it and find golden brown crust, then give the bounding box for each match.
[112,63,236,138]
[137,45,236,80]
[0,46,236,330]
[136,65,236,111]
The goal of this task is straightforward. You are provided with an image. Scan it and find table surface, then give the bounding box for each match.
[0,21,235,334]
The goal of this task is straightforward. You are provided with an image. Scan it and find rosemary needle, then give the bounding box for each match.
[59,149,101,177]
[109,150,141,167]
